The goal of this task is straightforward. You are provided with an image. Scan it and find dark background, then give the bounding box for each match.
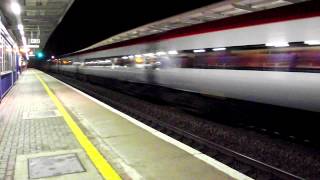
[44,1,221,56]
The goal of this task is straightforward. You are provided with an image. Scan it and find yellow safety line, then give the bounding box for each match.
[34,72,121,180]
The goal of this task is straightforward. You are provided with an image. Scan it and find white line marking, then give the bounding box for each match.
[44,72,252,180]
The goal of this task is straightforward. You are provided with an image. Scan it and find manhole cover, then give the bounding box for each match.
[23,110,60,119]
[28,153,85,179]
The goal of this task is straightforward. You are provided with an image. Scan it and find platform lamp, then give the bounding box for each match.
[11,2,21,15]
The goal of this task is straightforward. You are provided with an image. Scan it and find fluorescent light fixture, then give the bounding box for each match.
[156,51,167,56]
[265,42,289,47]
[193,49,206,53]
[135,54,142,58]
[11,2,21,15]
[212,47,226,51]
[22,37,27,45]
[121,56,129,59]
[168,50,178,55]
[304,40,320,45]
[17,24,23,31]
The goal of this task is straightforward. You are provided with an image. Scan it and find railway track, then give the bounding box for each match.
[132,111,304,180]
[49,73,305,180]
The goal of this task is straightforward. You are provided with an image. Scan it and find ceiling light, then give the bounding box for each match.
[11,2,21,15]
[304,40,320,45]
[17,24,23,31]
[212,47,226,51]
[121,56,129,59]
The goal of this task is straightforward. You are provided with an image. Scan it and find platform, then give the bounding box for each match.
[0,69,251,180]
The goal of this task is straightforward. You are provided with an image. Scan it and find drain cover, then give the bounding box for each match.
[23,110,60,119]
[28,153,85,179]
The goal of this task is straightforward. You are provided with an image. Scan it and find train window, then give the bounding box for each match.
[135,57,144,64]
[100,59,112,66]
[61,59,72,65]
[84,58,113,66]
[113,57,135,67]
[3,40,13,72]
[188,47,320,72]
[80,46,320,72]
[156,53,191,68]
[72,62,82,65]
[71,58,82,65]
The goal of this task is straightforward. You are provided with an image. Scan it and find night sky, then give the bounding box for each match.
[44,1,221,56]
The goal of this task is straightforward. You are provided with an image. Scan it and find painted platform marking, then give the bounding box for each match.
[34,72,121,180]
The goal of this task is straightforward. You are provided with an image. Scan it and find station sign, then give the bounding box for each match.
[30,39,40,44]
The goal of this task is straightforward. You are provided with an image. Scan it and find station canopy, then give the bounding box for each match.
[0,0,74,49]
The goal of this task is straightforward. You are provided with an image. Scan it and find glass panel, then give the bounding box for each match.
[3,40,13,72]
[0,35,3,72]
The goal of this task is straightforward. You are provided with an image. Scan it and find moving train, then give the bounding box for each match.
[47,0,320,114]
[48,45,320,113]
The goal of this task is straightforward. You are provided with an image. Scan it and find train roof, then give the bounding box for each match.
[65,0,317,57]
